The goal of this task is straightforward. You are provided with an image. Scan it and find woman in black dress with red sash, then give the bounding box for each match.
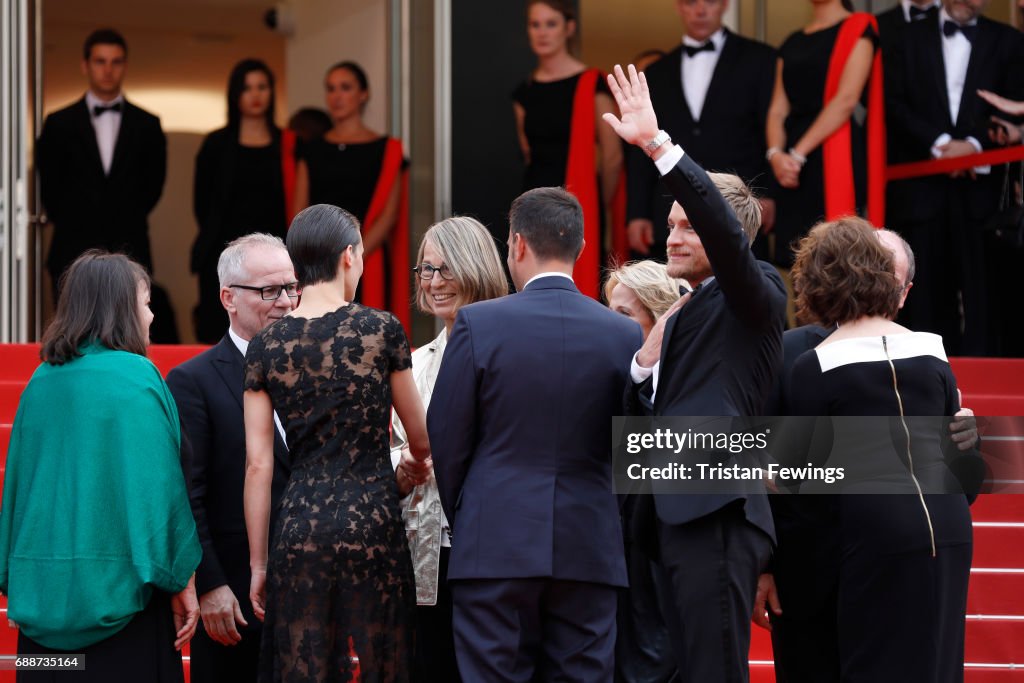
[766,0,885,273]
[293,61,410,330]
[512,0,622,298]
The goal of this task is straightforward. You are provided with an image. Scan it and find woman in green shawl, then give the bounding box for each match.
[0,251,201,682]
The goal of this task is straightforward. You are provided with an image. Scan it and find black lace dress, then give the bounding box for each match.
[244,303,416,683]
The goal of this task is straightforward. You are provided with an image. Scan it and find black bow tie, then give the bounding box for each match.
[681,282,704,297]
[942,20,977,43]
[683,41,715,58]
[909,5,936,20]
[92,102,122,117]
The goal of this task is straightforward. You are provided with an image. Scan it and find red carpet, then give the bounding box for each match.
[0,347,1021,681]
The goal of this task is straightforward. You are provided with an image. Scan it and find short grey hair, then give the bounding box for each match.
[217,233,288,288]
[880,228,916,285]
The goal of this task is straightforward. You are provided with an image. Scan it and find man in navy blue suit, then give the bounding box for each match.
[427,187,642,682]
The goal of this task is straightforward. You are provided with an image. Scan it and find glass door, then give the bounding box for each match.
[0,0,39,342]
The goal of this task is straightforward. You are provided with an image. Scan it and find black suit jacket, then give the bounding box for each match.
[166,335,290,619]
[761,325,838,617]
[428,276,642,587]
[884,14,1024,224]
[876,5,913,45]
[627,31,777,231]
[626,153,786,538]
[36,96,166,276]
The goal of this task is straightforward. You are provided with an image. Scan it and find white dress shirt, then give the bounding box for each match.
[680,29,727,122]
[523,271,574,289]
[628,146,706,402]
[85,91,124,175]
[229,326,288,444]
[930,9,988,173]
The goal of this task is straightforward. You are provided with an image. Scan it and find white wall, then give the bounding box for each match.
[284,0,389,132]
[41,0,287,342]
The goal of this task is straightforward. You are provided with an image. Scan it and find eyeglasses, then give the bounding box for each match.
[413,263,454,281]
[229,282,300,300]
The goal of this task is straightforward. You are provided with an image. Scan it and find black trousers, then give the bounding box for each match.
[189,617,262,683]
[897,181,989,356]
[194,262,229,345]
[412,546,460,683]
[17,591,183,683]
[451,577,617,682]
[656,505,772,683]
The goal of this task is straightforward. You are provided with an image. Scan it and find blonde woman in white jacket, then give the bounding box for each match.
[390,216,508,682]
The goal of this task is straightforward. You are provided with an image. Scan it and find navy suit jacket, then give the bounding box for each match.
[36,96,166,276]
[166,335,290,620]
[428,277,642,587]
[626,152,786,539]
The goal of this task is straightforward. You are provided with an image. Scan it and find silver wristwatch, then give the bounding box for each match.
[644,130,671,157]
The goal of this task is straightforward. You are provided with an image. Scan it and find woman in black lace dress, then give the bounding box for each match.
[243,203,431,682]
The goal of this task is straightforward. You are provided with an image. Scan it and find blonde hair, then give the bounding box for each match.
[708,172,761,245]
[604,260,685,320]
[415,216,508,315]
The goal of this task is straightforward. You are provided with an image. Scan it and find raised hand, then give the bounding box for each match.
[602,64,661,148]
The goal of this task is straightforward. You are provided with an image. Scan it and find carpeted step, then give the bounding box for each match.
[968,568,1024,615]
[971,494,1024,523]
[964,615,1024,666]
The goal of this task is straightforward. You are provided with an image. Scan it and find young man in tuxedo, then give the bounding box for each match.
[166,234,294,683]
[626,0,776,261]
[36,28,166,294]
[427,187,642,682]
[607,64,786,682]
[884,0,1024,355]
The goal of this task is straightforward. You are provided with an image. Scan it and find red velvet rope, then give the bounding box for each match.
[887,144,1024,180]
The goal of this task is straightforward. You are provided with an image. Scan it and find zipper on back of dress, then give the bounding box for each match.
[882,335,936,558]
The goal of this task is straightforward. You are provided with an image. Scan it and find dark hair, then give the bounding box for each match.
[288,107,333,143]
[227,58,276,132]
[41,251,151,365]
[791,217,903,326]
[526,0,576,23]
[841,0,854,11]
[83,28,127,61]
[325,61,369,91]
[526,0,578,55]
[508,187,584,263]
[286,204,362,287]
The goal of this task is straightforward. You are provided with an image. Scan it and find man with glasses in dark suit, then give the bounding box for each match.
[166,234,294,683]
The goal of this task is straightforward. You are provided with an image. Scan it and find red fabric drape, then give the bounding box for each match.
[565,68,603,299]
[361,138,411,332]
[822,12,886,227]
[280,129,298,227]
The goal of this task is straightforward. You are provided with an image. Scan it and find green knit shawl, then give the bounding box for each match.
[0,344,201,649]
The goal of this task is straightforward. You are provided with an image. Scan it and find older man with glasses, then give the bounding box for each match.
[166,233,296,683]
